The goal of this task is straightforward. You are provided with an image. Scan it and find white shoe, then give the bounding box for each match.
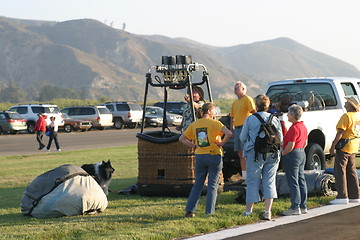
[242,211,252,216]
[261,211,271,220]
[282,208,301,216]
[43,148,50,152]
[330,198,349,204]
[56,149,61,152]
[349,199,360,203]
[300,208,308,214]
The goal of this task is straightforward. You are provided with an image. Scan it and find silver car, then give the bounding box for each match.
[0,111,27,134]
[145,106,183,126]
[61,106,113,130]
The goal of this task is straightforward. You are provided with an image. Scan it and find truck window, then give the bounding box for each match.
[266,83,336,112]
[341,82,357,96]
[106,104,114,112]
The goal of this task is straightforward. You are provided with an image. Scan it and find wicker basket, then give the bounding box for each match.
[138,138,195,185]
[137,132,224,197]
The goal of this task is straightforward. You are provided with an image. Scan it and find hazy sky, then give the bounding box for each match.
[2,0,360,70]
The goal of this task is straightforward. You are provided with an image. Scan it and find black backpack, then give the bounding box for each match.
[253,113,281,160]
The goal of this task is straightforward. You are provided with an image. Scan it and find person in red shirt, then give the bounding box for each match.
[34,113,47,150]
[281,104,308,216]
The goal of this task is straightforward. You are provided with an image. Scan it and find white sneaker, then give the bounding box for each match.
[261,211,271,220]
[300,208,308,214]
[330,198,349,204]
[43,148,50,152]
[349,199,360,203]
[242,211,252,216]
[56,149,61,152]
[282,208,301,216]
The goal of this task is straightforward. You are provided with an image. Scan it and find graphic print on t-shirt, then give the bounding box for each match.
[355,120,360,137]
[196,127,210,147]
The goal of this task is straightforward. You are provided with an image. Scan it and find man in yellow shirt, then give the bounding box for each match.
[230,82,256,182]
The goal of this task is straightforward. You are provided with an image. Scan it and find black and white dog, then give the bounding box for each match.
[81,160,115,195]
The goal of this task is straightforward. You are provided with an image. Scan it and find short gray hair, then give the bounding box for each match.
[234,81,247,92]
[288,104,303,120]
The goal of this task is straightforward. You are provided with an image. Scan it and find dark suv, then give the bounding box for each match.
[153,101,187,115]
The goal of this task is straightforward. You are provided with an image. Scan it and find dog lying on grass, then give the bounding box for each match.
[81,160,115,195]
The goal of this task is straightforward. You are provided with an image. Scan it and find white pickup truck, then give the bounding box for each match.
[265,77,360,170]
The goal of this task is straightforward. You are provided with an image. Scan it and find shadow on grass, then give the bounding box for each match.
[0,203,187,227]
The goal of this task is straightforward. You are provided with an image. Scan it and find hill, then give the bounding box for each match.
[1,17,359,102]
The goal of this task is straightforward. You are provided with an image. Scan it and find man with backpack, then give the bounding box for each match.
[240,94,283,220]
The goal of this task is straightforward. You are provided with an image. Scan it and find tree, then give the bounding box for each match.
[0,82,28,103]
[38,85,84,101]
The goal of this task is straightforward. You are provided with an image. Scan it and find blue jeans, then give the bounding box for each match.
[234,126,244,151]
[46,131,60,150]
[245,150,280,203]
[186,154,223,214]
[283,148,307,209]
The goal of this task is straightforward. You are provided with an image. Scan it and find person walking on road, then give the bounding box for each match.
[240,95,283,220]
[282,104,308,216]
[329,96,360,204]
[230,81,256,183]
[44,116,61,152]
[34,113,47,150]
[179,103,232,217]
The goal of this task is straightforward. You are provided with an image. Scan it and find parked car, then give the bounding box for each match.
[154,101,221,116]
[153,101,187,115]
[144,109,163,127]
[60,106,113,130]
[0,111,27,134]
[59,113,92,133]
[145,106,183,126]
[102,102,143,129]
[8,104,64,134]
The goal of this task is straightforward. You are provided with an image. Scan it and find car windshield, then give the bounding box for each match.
[8,112,23,119]
[266,83,336,112]
[62,113,69,118]
[32,106,60,114]
[146,107,164,115]
[98,107,111,114]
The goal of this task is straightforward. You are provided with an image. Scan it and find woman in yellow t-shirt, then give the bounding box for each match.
[329,96,360,204]
[179,103,232,217]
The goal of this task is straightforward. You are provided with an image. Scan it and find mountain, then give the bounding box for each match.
[1,17,359,102]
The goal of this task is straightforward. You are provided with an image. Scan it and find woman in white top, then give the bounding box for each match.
[44,116,61,152]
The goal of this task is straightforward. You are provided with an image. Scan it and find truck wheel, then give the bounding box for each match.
[27,122,35,134]
[114,119,124,129]
[305,143,325,170]
[128,123,138,129]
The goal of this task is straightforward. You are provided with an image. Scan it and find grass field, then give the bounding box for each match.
[0,146,338,239]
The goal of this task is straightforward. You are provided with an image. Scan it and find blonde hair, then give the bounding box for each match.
[254,94,270,112]
[196,102,216,118]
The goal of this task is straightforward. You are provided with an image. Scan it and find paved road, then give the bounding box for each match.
[0,127,176,156]
[186,203,360,240]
